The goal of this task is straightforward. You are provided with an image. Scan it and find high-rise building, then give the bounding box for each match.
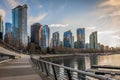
[60,41,63,48]
[63,30,72,48]
[4,22,12,45]
[89,31,98,49]
[12,4,28,49]
[42,25,50,48]
[85,43,90,49]
[77,28,85,48]
[72,36,74,48]
[0,16,3,40]
[52,32,60,48]
[5,22,12,34]
[74,41,78,48]
[31,23,43,47]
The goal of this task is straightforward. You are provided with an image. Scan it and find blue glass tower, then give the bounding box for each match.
[31,23,43,47]
[42,25,50,48]
[5,22,12,34]
[63,30,72,48]
[12,4,28,49]
[89,31,98,49]
[52,32,59,48]
[77,28,85,48]
[0,16,3,40]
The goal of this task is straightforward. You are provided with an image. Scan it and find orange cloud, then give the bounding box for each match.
[100,0,120,7]
[0,9,6,19]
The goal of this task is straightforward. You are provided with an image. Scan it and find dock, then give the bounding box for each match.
[87,69,120,75]
[92,65,120,69]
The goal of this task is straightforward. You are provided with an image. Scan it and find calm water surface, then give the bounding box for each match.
[46,54,120,70]
[45,54,120,79]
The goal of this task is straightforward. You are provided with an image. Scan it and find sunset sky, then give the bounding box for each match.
[0,0,120,47]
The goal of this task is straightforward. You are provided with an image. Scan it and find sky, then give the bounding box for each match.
[0,0,120,47]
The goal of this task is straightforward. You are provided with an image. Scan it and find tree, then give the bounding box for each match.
[30,43,36,53]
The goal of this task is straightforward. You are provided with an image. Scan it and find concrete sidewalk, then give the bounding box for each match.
[0,55,42,80]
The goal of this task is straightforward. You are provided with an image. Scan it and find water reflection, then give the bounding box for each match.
[46,54,120,79]
[46,55,98,70]
[98,54,120,66]
[46,55,116,73]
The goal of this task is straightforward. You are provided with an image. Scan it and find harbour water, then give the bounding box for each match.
[46,54,120,70]
[45,54,120,79]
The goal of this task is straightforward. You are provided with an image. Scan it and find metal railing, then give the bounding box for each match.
[0,39,21,53]
[31,57,113,80]
[0,39,20,61]
[0,53,15,61]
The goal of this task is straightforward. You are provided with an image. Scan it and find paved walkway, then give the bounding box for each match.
[0,55,42,80]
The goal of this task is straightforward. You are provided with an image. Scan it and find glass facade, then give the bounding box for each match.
[5,22,12,34]
[0,16,3,32]
[89,31,98,49]
[77,28,85,48]
[31,23,43,47]
[63,30,72,48]
[42,25,50,48]
[12,4,28,49]
[0,16,3,40]
[52,32,59,48]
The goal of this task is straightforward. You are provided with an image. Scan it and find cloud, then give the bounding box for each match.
[86,26,96,30]
[7,0,19,8]
[38,5,43,8]
[112,35,120,40]
[98,0,120,17]
[0,9,6,19]
[98,30,119,34]
[28,13,47,26]
[49,24,69,27]
[99,0,120,7]
[91,0,120,31]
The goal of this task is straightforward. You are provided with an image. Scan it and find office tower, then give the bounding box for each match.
[0,16,3,40]
[12,4,28,49]
[42,25,50,48]
[85,43,90,49]
[74,41,78,48]
[5,22,12,34]
[63,30,72,48]
[4,22,12,44]
[50,38,53,48]
[72,36,74,48]
[52,32,60,48]
[89,31,98,49]
[31,23,43,47]
[77,28,85,48]
[60,41,63,48]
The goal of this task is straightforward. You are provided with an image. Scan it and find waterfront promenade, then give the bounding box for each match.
[0,54,42,80]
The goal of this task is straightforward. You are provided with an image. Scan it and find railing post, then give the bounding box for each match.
[52,65,58,80]
[44,62,49,76]
[38,61,40,69]
[37,60,39,69]
[67,69,72,80]
[40,61,44,72]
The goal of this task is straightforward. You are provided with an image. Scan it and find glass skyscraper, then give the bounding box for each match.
[4,22,12,44]
[31,23,43,47]
[5,22,12,34]
[77,28,85,48]
[0,16,3,40]
[89,31,98,49]
[52,32,60,48]
[63,30,72,48]
[12,4,28,49]
[42,25,50,48]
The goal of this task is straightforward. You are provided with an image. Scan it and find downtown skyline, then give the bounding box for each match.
[0,0,120,47]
